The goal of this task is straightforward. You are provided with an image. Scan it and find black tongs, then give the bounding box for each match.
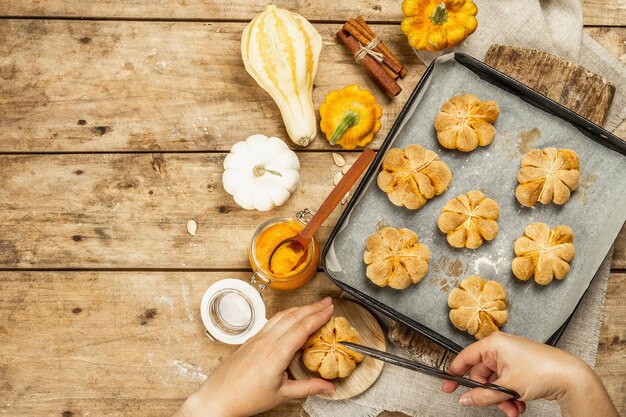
[340,342,520,400]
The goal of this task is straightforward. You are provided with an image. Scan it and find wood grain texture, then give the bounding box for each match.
[1,152,622,269]
[0,20,423,152]
[595,273,626,415]
[0,271,623,417]
[388,320,451,369]
[586,27,626,67]
[0,2,624,416]
[614,223,626,269]
[289,298,386,401]
[0,152,361,269]
[0,270,341,417]
[586,27,626,140]
[0,22,623,153]
[485,44,615,126]
[582,0,626,26]
[0,0,621,26]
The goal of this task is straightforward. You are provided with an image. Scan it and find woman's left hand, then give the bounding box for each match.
[174,297,336,417]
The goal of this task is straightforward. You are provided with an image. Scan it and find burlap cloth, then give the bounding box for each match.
[305,1,625,415]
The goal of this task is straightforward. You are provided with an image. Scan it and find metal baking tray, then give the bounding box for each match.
[322,53,626,353]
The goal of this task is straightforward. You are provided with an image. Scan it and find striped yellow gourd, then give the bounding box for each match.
[241,5,322,147]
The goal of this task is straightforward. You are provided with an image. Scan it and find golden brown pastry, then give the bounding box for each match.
[434,94,500,152]
[302,317,365,379]
[377,145,452,210]
[512,222,576,285]
[437,190,499,249]
[515,147,580,207]
[448,276,508,340]
[364,227,430,290]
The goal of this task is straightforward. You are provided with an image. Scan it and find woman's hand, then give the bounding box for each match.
[441,332,618,417]
[174,297,336,417]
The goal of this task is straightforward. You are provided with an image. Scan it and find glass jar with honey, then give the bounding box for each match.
[248,208,319,291]
[200,209,319,345]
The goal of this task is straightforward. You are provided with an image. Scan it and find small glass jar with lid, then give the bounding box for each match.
[200,209,319,345]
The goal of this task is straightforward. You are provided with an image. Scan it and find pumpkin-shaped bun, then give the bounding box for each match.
[448,276,508,340]
[512,222,576,285]
[438,190,499,249]
[302,317,365,379]
[434,94,500,152]
[377,145,452,210]
[515,147,580,207]
[364,227,430,290]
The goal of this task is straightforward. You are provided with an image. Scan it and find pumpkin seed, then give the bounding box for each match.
[333,171,343,186]
[341,164,352,175]
[341,192,350,205]
[187,219,197,236]
[332,152,346,167]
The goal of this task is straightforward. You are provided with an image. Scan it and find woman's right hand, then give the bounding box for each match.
[441,332,618,417]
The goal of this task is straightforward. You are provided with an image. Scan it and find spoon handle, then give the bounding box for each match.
[298,148,376,244]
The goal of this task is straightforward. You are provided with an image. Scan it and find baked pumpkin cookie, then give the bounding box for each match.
[302,317,365,379]
[377,145,452,210]
[515,147,580,207]
[364,227,430,290]
[512,222,576,285]
[448,276,508,340]
[434,94,500,152]
[437,190,499,249]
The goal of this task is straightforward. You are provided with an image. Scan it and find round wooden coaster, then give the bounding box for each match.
[288,298,386,400]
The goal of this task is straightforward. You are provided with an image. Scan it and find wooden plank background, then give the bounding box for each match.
[0,271,340,416]
[0,153,361,269]
[0,2,624,417]
[1,271,623,416]
[1,22,624,153]
[0,0,623,26]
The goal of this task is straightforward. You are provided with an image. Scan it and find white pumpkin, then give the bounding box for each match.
[222,134,300,211]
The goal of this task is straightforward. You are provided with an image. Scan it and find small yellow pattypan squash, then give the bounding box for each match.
[319,85,382,150]
[401,0,478,52]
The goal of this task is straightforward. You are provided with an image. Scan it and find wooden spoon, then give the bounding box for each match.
[269,148,376,274]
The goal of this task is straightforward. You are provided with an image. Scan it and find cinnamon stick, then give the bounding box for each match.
[383,63,400,80]
[352,18,395,62]
[355,16,408,78]
[337,29,401,97]
[343,20,403,74]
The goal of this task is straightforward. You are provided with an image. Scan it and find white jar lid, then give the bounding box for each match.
[200,278,267,345]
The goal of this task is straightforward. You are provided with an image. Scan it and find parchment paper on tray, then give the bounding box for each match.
[324,56,626,349]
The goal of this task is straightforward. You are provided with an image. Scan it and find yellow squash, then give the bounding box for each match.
[241,5,322,147]
[319,85,382,150]
[401,0,478,52]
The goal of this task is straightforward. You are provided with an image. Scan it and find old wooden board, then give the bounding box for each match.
[0,152,360,269]
[0,271,623,416]
[0,152,623,270]
[485,44,615,126]
[0,1,624,417]
[0,271,340,416]
[0,20,423,152]
[0,0,621,26]
[0,21,623,153]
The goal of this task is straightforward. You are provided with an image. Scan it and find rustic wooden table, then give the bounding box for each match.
[0,2,624,416]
